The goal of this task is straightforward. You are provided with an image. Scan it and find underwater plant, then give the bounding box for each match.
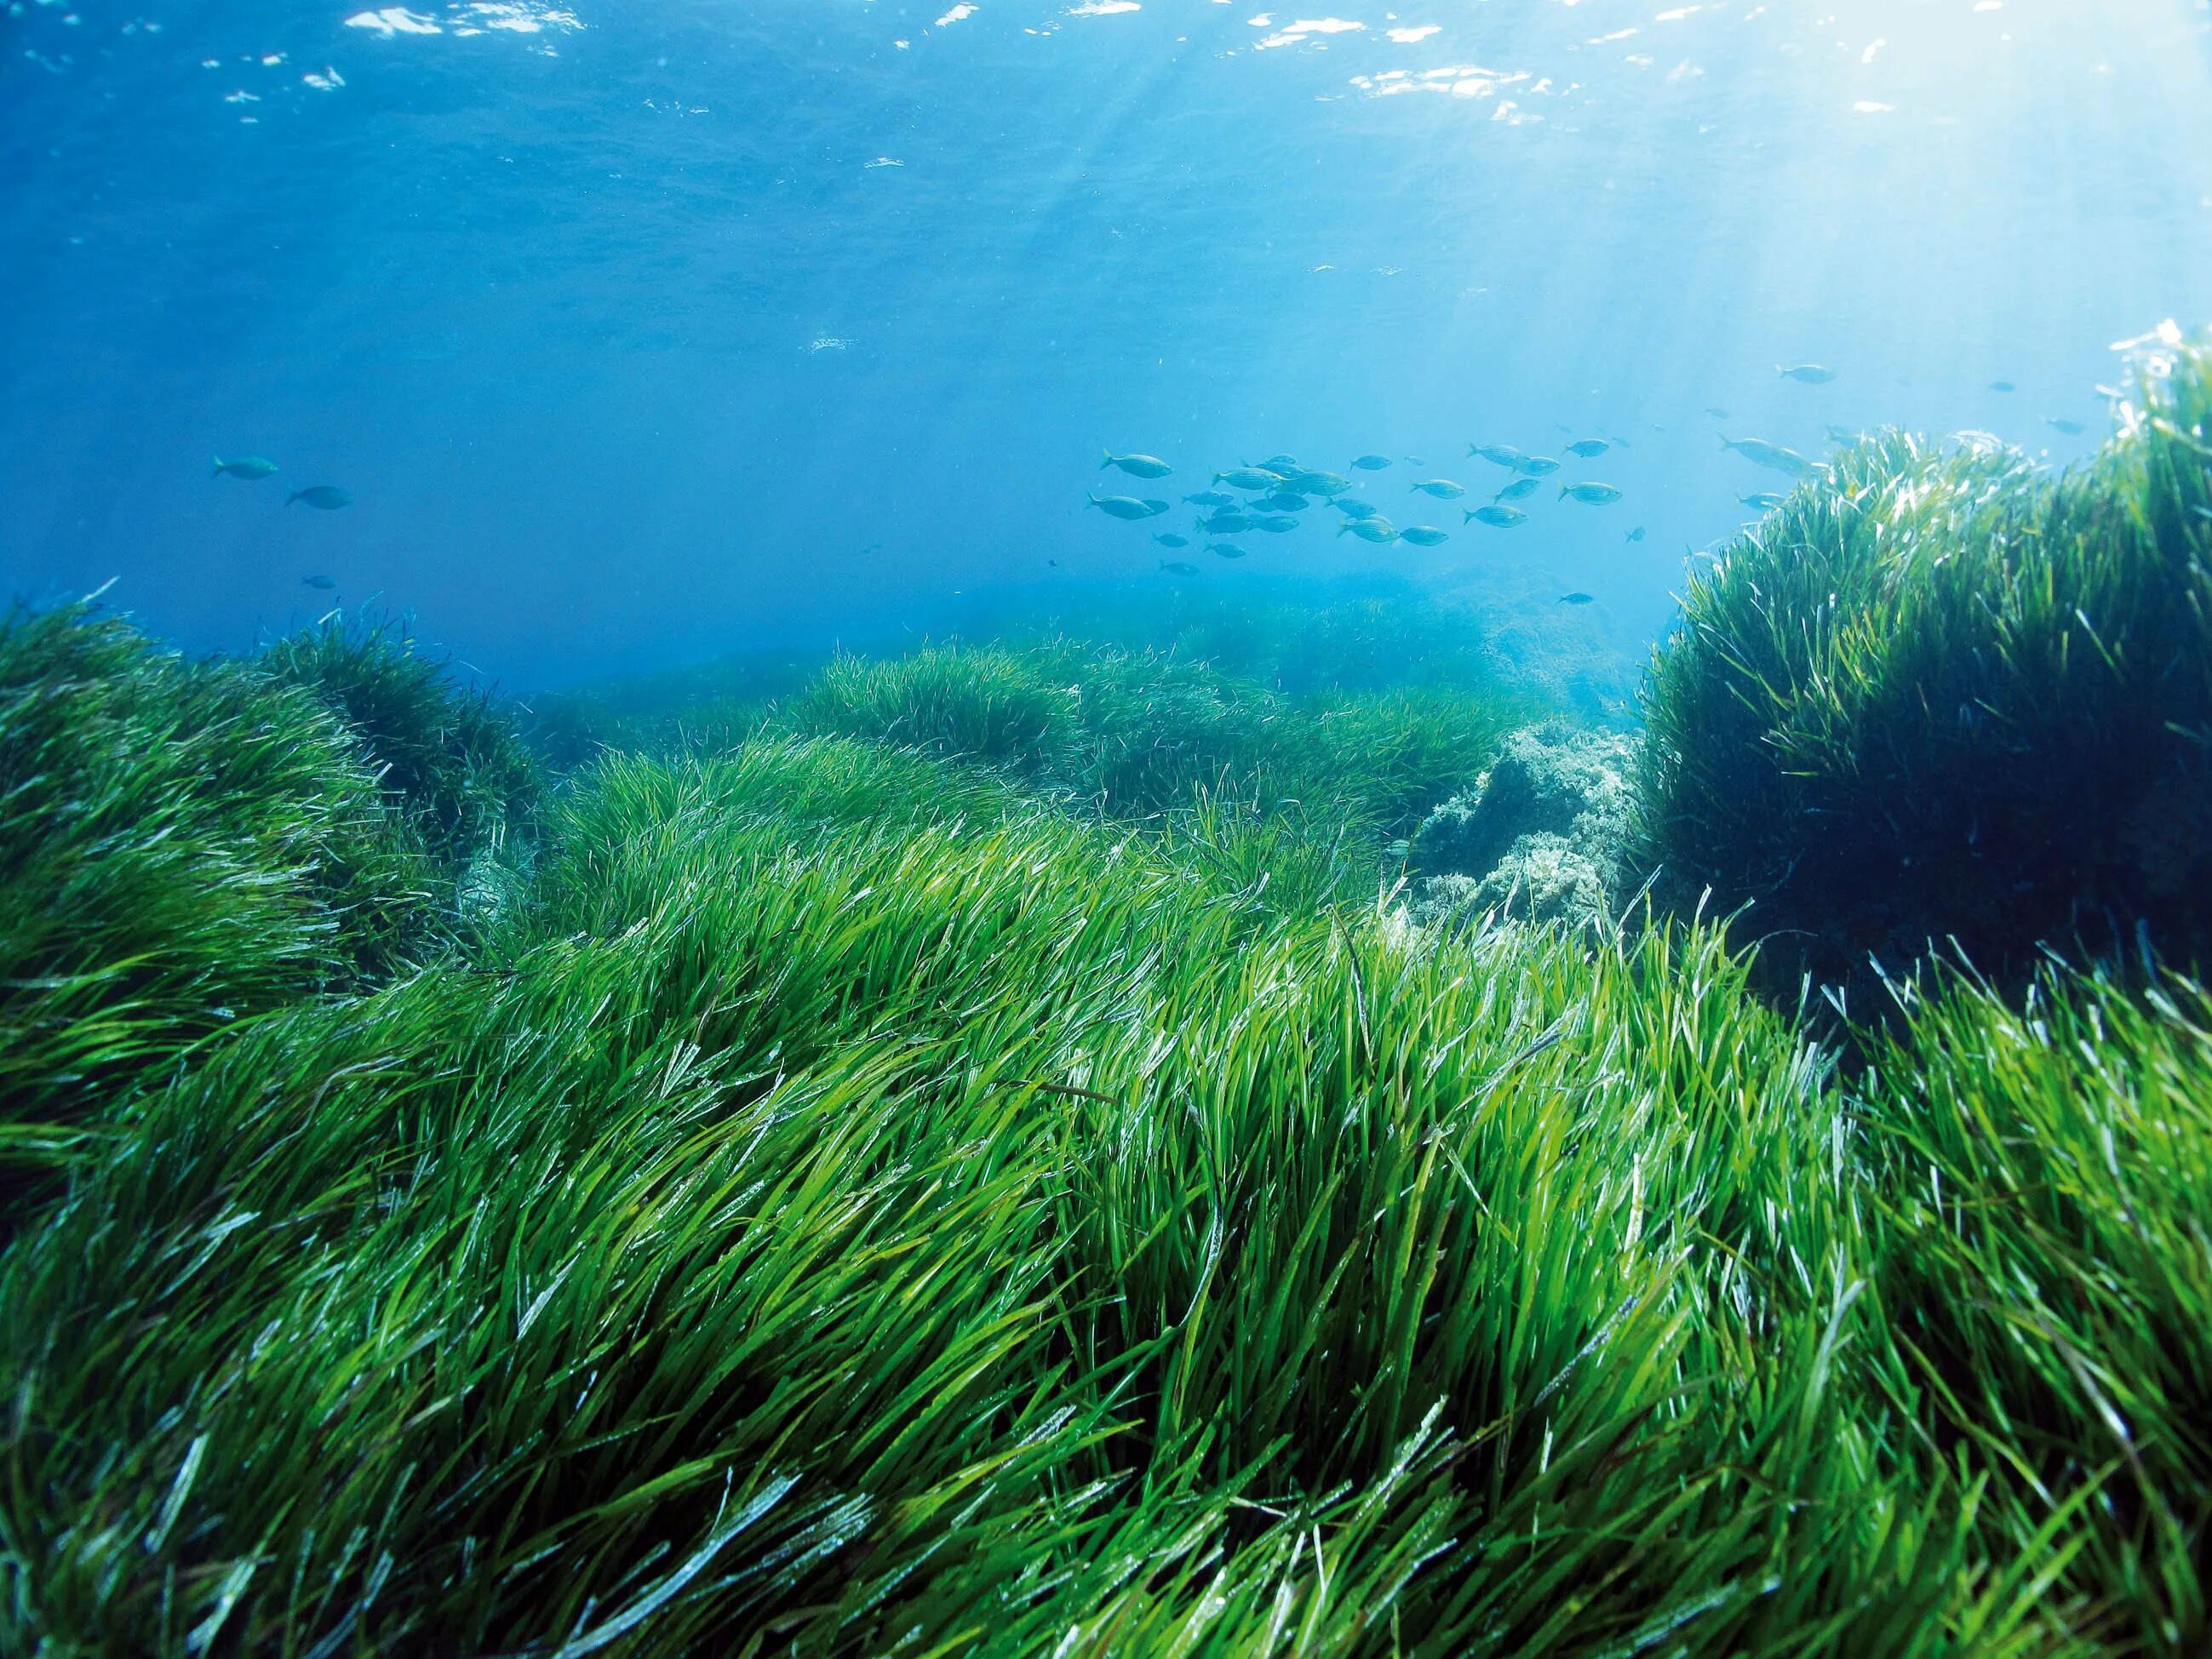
[262,614,543,872]
[0,734,1997,1655]
[7,653,2211,1650]
[0,604,434,1170]
[1639,337,2212,1003]
[778,636,1517,838]
[1863,959,2212,1650]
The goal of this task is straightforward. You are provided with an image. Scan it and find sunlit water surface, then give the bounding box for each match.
[4,0,2210,687]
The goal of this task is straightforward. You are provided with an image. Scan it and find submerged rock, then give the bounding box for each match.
[1404,723,1639,932]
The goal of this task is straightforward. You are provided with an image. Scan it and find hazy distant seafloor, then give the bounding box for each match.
[7,341,2212,1654]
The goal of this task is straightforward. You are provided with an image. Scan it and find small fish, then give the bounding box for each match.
[1153,532,1192,548]
[1720,436,1814,478]
[1257,455,1302,472]
[2047,416,2085,436]
[1350,454,1393,470]
[301,574,337,590]
[1409,478,1465,499]
[1516,456,1560,477]
[1335,498,1384,520]
[1738,491,1786,510]
[1988,380,2015,392]
[1493,477,1540,503]
[1256,493,1311,512]
[1705,407,1732,420]
[1466,505,1527,528]
[287,485,352,509]
[1559,482,1623,505]
[1625,526,1646,544]
[1198,512,1254,534]
[1160,559,1201,575]
[1252,515,1298,533]
[1401,525,1449,546]
[1559,592,1596,605]
[1287,469,1353,495]
[1470,443,1525,468]
[1215,468,1282,491]
[1089,493,1167,520]
[1777,363,1837,384]
[1209,542,1249,559]
[1103,449,1172,478]
[1336,518,1399,543]
[1825,423,1856,444]
[1184,490,1236,507]
[1565,438,1610,458]
[213,454,278,480]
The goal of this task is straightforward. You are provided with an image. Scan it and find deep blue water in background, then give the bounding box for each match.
[4,0,2211,689]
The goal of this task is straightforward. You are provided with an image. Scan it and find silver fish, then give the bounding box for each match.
[1103,450,1173,478]
[1336,518,1399,543]
[1470,443,1525,468]
[1466,505,1527,528]
[1559,482,1623,505]
[1493,477,1540,503]
[213,454,278,480]
[1335,499,1384,520]
[1252,515,1298,533]
[1153,532,1191,548]
[1720,436,1814,478]
[1409,479,1465,499]
[1516,456,1560,477]
[1565,439,1609,458]
[1287,469,1353,495]
[1090,493,1167,520]
[1160,559,1201,575]
[1210,541,1250,559]
[1215,468,1281,491]
[1350,454,1393,470]
[1777,363,1837,384]
[1256,493,1311,512]
[1400,526,1449,546]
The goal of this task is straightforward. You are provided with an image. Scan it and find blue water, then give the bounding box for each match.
[5,0,2210,689]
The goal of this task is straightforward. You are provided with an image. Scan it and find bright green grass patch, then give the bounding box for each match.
[0,604,436,1166]
[9,604,2211,1653]
[1865,961,2212,1650]
[1639,337,2212,1004]
[0,735,2022,1656]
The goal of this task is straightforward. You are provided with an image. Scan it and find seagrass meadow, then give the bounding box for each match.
[5,351,2212,1656]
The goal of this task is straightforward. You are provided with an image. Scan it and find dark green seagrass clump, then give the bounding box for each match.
[1639,337,2212,1004]
[264,615,544,872]
[0,604,435,1165]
